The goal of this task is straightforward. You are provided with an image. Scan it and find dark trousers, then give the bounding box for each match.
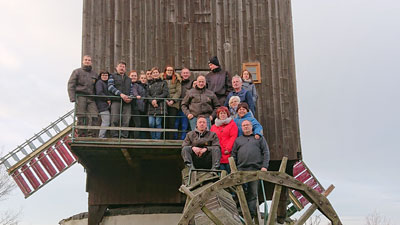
[110,101,131,138]
[75,96,98,136]
[244,180,259,218]
[181,146,221,169]
[166,107,179,139]
[129,109,142,139]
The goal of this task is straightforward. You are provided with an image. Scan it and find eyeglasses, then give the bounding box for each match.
[166,69,174,71]
[101,74,109,76]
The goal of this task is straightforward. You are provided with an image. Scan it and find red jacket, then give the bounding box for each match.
[211,119,238,164]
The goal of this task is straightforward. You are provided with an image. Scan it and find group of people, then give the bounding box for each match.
[67,55,269,218]
[67,55,260,140]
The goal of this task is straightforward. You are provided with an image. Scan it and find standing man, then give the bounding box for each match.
[231,120,270,219]
[206,56,233,106]
[174,68,194,139]
[108,61,133,138]
[181,116,221,170]
[181,75,220,130]
[67,55,98,137]
[224,75,256,115]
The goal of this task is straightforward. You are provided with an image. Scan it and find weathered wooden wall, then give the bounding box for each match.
[82,0,301,161]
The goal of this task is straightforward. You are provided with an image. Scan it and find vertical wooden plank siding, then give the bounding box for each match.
[82,0,301,161]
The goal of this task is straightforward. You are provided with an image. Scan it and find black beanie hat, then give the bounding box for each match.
[208,56,220,67]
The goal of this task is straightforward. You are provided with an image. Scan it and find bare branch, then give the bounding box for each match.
[366,210,391,225]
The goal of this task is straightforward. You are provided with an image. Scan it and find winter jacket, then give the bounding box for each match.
[95,79,110,112]
[210,118,238,164]
[232,134,270,171]
[242,81,258,104]
[131,81,147,113]
[182,129,220,153]
[180,77,194,98]
[224,89,256,115]
[67,66,97,102]
[234,112,263,137]
[162,73,182,109]
[108,73,133,101]
[147,78,169,115]
[181,86,220,119]
[206,68,233,105]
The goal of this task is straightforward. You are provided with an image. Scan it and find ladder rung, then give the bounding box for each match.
[3,160,11,169]
[11,153,20,162]
[61,119,69,126]
[37,135,45,144]
[20,148,29,156]
[45,130,53,138]
[28,142,36,150]
[53,124,61,133]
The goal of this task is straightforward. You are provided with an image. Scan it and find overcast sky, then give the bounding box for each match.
[0,1,399,225]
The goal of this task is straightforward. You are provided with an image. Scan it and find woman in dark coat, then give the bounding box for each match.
[147,67,169,139]
[95,71,111,138]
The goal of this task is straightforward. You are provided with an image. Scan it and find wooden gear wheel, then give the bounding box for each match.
[178,157,342,225]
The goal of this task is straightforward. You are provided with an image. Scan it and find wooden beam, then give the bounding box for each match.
[88,204,108,225]
[229,157,254,225]
[289,190,304,210]
[120,148,134,167]
[294,185,335,225]
[201,206,225,225]
[267,157,288,225]
[180,185,224,225]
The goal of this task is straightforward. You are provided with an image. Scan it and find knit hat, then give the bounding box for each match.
[208,56,220,67]
[216,106,230,118]
[237,102,249,112]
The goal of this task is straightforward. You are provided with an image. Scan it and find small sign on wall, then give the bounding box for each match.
[242,62,261,84]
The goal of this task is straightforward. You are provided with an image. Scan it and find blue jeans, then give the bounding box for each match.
[189,117,211,131]
[219,163,231,174]
[174,110,189,140]
[148,116,162,139]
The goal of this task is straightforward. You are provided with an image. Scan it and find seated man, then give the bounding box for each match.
[181,116,221,169]
[232,119,270,218]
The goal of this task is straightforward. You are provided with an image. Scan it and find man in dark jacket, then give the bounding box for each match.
[174,68,194,140]
[206,56,233,106]
[108,61,133,138]
[231,119,270,218]
[181,116,221,170]
[181,75,220,130]
[67,55,98,137]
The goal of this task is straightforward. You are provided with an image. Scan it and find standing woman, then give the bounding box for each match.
[139,73,150,138]
[147,67,169,139]
[240,70,258,105]
[162,65,181,139]
[95,71,111,138]
[210,106,238,173]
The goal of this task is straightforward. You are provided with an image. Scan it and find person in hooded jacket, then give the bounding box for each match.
[234,102,263,138]
[206,56,233,106]
[95,71,111,138]
[147,67,169,139]
[162,65,181,139]
[210,106,238,173]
